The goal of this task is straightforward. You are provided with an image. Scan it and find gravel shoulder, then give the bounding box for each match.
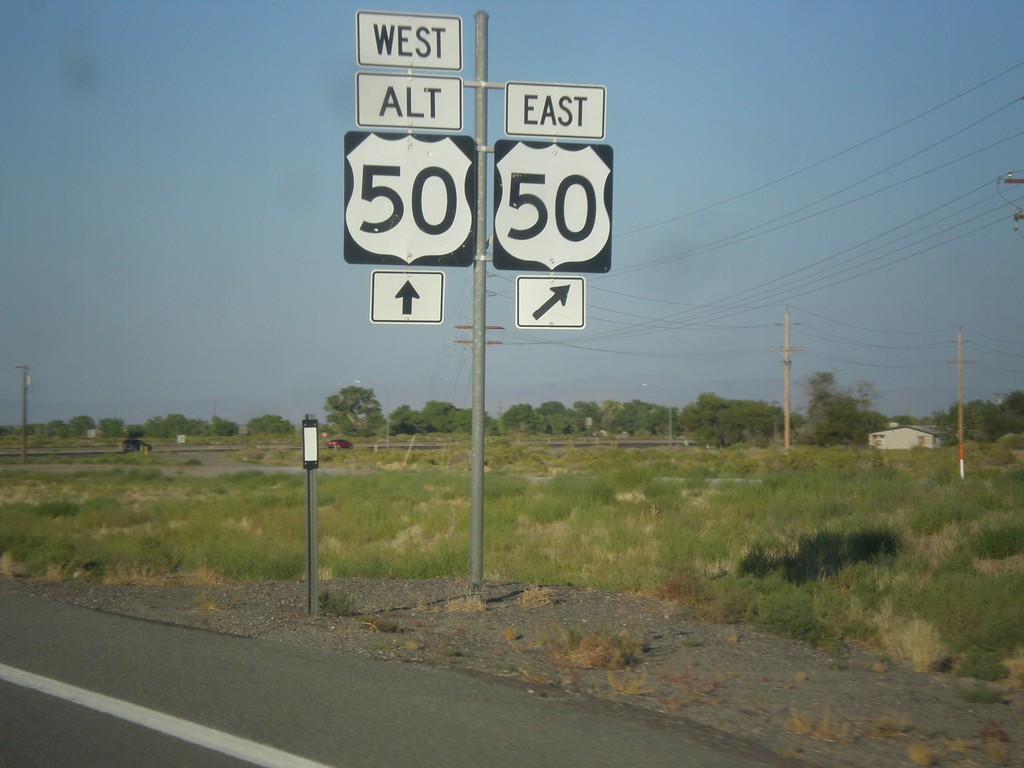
[3,575,1021,767]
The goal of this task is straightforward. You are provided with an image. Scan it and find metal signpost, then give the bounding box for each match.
[344,9,611,593]
[302,416,319,614]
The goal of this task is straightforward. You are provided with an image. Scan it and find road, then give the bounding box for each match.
[0,588,775,768]
[0,437,689,462]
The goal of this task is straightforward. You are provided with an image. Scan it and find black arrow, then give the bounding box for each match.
[533,284,571,320]
[395,280,420,315]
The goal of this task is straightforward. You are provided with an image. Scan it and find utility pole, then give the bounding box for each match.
[949,330,973,480]
[17,365,29,463]
[772,310,803,451]
[1002,174,1023,230]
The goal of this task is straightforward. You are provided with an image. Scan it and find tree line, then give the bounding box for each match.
[6,374,1023,447]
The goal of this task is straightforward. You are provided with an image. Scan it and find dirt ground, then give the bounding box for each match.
[3,575,1021,767]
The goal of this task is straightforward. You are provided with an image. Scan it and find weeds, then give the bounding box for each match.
[867,713,913,739]
[607,668,654,695]
[887,617,947,673]
[737,527,900,584]
[446,595,486,613]
[519,585,556,607]
[540,625,644,670]
[318,589,357,617]
[957,682,1007,704]
[957,650,1009,681]
[2,448,1024,669]
[783,707,852,742]
[753,589,824,644]
[906,742,940,766]
[361,617,400,633]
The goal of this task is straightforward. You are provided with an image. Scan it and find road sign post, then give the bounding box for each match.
[302,416,319,615]
[346,9,610,595]
[469,10,488,593]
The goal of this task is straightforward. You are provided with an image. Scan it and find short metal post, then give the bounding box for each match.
[306,468,318,613]
[302,416,319,614]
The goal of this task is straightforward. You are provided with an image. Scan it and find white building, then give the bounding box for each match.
[869,425,943,450]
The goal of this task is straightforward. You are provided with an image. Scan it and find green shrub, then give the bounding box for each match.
[970,522,1024,560]
[753,589,824,643]
[906,499,971,534]
[318,589,357,617]
[956,651,1009,682]
[737,528,899,584]
[906,571,1024,657]
[35,501,80,518]
[737,543,785,579]
[957,682,1006,704]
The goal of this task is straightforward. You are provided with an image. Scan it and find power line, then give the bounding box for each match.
[613,62,1024,240]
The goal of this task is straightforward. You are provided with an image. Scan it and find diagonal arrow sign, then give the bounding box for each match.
[532,284,571,320]
[395,280,421,315]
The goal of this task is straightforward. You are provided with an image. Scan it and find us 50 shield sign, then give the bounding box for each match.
[344,132,476,267]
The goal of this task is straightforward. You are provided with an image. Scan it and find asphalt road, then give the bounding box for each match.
[0,589,775,768]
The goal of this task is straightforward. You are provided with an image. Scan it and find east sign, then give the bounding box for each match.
[505,82,606,141]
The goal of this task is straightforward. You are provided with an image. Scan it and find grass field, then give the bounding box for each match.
[2,441,1023,682]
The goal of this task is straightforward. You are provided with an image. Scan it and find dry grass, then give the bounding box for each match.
[195,592,223,612]
[867,713,913,738]
[101,564,174,586]
[607,668,654,695]
[655,663,722,709]
[783,707,852,743]
[541,625,644,670]
[94,563,226,588]
[0,552,33,578]
[519,585,556,607]
[875,611,948,672]
[361,617,400,633]
[1001,650,1024,687]
[445,594,487,613]
[906,741,940,766]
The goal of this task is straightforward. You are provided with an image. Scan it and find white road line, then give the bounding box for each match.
[0,662,335,768]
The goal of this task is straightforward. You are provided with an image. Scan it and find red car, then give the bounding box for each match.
[326,437,353,449]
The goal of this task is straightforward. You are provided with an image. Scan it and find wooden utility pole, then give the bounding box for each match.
[949,330,972,480]
[773,310,803,451]
[1003,174,1023,230]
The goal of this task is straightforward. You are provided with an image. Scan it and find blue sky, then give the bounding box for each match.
[2,0,1022,426]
